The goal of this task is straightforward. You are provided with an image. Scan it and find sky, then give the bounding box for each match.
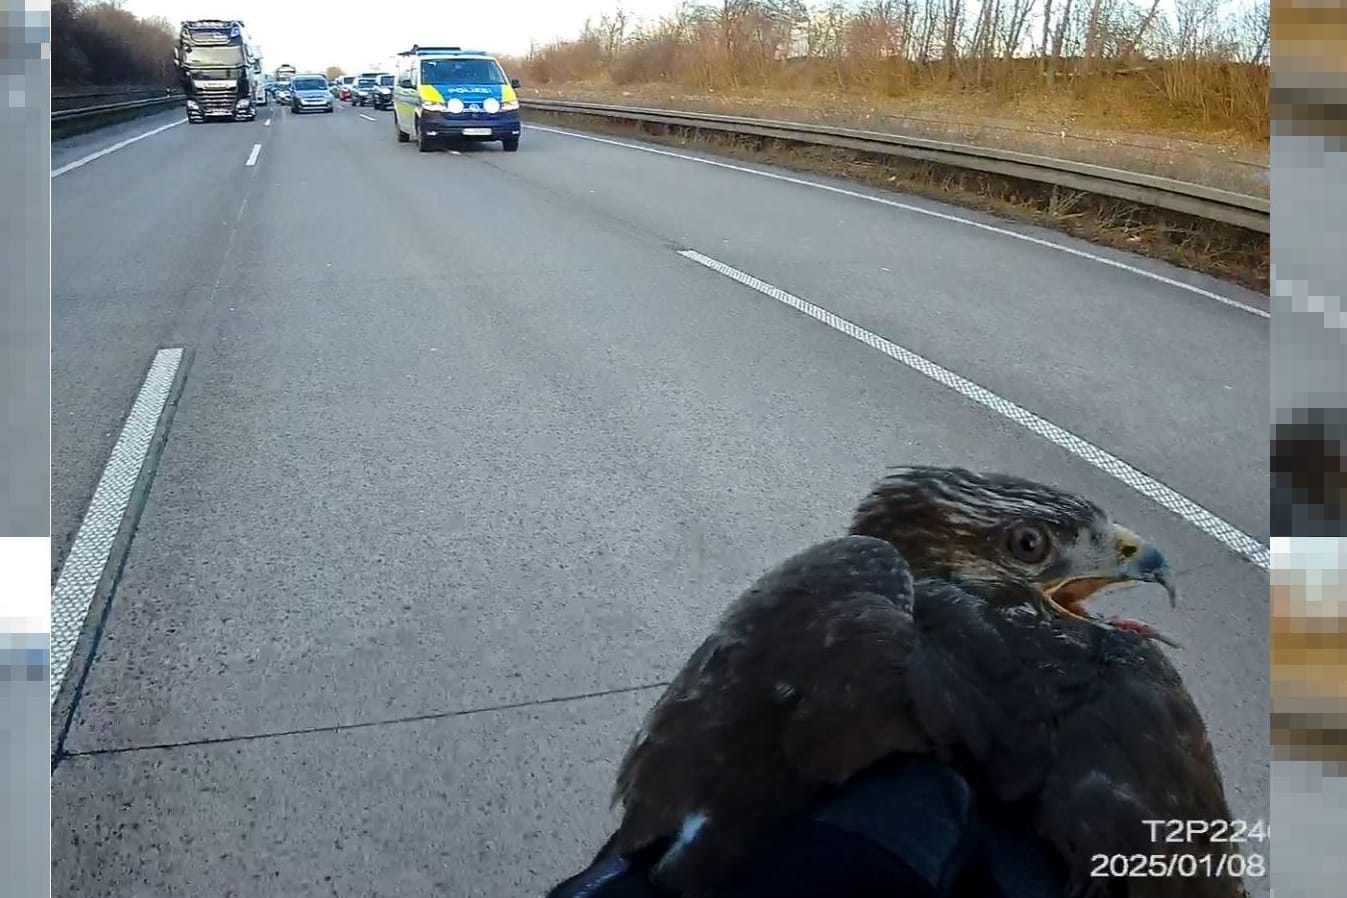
[123,0,678,72]
[123,0,1247,74]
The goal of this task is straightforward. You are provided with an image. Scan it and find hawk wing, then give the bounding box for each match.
[1035,643,1246,898]
[612,536,933,893]
[903,583,1245,898]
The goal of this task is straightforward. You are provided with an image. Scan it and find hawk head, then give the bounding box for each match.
[849,466,1179,645]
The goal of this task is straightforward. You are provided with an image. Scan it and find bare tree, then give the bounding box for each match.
[597,7,631,61]
[1001,0,1035,61]
[1239,0,1270,64]
[512,0,1269,141]
[942,0,964,76]
[1082,0,1106,70]
[1050,0,1074,75]
[53,0,177,87]
[1116,0,1164,61]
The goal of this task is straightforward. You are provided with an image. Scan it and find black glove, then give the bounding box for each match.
[545,756,1071,898]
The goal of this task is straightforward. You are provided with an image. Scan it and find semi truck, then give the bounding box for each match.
[174,19,260,123]
[252,46,267,106]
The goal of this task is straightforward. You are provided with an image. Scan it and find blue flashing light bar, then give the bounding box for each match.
[397,45,492,56]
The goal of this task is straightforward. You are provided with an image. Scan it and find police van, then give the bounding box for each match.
[393,46,522,152]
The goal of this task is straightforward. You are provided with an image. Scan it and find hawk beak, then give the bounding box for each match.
[1113,525,1178,608]
[1038,525,1181,647]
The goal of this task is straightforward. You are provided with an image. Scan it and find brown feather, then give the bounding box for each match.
[906,578,1247,898]
[610,468,1247,898]
[612,536,924,893]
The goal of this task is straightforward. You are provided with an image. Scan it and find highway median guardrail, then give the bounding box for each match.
[52,92,184,123]
[521,99,1270,234]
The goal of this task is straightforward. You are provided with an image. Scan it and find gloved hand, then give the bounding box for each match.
[544,756,1071,898]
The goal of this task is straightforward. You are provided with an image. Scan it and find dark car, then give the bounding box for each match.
[370,73,395,110]
[351,72,380,106]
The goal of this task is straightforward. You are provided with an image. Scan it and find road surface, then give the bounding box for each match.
[51,103,1271,896]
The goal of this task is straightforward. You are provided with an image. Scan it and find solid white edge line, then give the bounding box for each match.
[360,113,376,121]
[49,348,183,706]
[679,249,1270,570]
[245,143,262,166]
[51,118,185,178]
[527,124,1269,320]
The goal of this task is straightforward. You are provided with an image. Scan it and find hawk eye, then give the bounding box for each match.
[1006,524,1051,564]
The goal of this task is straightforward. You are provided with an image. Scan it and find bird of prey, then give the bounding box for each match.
[612,467,1245,898]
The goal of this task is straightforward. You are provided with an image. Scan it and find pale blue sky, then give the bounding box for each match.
[124,0,675,72]
[124,0,1250,75]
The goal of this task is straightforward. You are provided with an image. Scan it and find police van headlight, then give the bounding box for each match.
[445,98,465,114]
[499,98,520,112]
[482,97,500,114]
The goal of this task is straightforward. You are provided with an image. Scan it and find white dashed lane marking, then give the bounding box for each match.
[529,124,1268,320]
[679,249,1269,570]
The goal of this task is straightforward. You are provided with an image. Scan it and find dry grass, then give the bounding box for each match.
[506,1,1269,288]
[499,0,1271,195]
[526,106,1269,292]
[524,79,1269,195]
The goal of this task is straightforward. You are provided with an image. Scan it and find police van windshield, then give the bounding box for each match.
[419,58,505,84]
[379,74,395,86]
[292,77,326,91]
[357,77,376,87]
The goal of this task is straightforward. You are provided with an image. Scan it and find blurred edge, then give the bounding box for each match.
[1271,406,1347,538]
[1270,540,1347,897]
[0,546,52,898]
[1270,0,1347,895]
[1,2,54,898]
[1271,542,1347,769]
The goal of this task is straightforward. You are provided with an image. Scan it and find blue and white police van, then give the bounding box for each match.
[392,46,523,153]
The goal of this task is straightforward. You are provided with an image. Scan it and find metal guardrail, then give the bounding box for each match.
[53,85,170,104]
[522,99,1270,233]
[52,93,184,123]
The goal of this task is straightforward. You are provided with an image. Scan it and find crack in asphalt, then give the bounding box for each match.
[54,680,671,764]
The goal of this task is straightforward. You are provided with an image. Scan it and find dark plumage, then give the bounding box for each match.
[612,467,1245,898]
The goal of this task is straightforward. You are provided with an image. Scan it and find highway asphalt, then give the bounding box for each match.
[51,102,1272,896]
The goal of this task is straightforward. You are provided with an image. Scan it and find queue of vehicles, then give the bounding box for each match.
[179,33,524,152]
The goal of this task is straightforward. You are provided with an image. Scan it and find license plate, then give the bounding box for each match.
[462,127,491,136]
